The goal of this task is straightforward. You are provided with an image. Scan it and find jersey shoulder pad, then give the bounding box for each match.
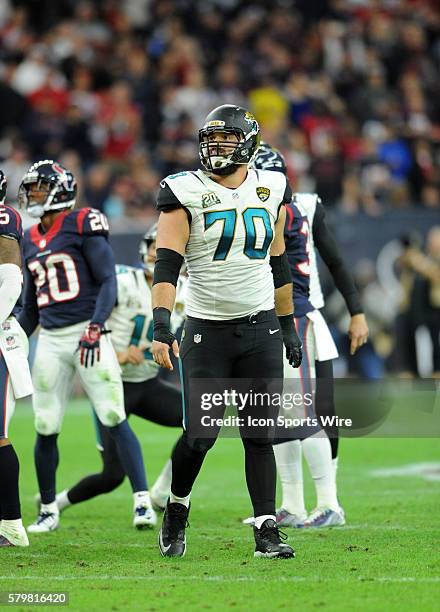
[115,264,143,295]
[69,207,110,237]
[254,169,291,204]
[114,265,137,305]
[0,204,23,242]
[292,193,321,222]
[157,171,200,215]
[293,193,320,210]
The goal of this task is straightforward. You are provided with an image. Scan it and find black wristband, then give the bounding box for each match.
[153,306,171,331]
[153,307,176,346]
[278,313,294,335]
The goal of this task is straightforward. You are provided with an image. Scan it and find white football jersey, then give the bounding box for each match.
[293,193,325,310]
[109,266,186,383]
[160,169,290,320]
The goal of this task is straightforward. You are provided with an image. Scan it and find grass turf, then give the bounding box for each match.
[1,399,439,611]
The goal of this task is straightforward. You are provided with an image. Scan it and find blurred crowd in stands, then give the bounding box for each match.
[0,0,439,231]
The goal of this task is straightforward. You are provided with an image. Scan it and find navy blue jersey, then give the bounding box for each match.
[0,204,23,317]
[284,201,313,318]
[21,208,116,330]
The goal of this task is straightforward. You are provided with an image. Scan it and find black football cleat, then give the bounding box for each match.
[253,519,295,558]
[158,502,189,558]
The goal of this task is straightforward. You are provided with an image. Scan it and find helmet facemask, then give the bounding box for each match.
[0,171,7,204]
[199,125,261,176]
[139,224,157,275]
[18,161,77,219]
[18,178,56,218]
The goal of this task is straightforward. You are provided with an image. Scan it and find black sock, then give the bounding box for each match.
[0,444,21,520]
[242,438,276,517]
[34,433,59,505]
[329,435,339,459]
[68,446,125,504]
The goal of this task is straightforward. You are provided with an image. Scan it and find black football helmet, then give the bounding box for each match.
[199,105,261,175]
[139,222,157,274]
[0,170,7,204]
[18,160,77,218]
[252,141,287,175]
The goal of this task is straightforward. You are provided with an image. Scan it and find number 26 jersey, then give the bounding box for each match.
[22,208,112,329]
[157,169,292,320]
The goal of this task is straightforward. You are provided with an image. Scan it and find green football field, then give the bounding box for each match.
[1,399,439,611]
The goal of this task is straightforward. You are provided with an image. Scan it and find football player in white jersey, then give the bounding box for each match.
[51,226,186,527]
[252,143,369,527]
[0,171,33,547]
[152,104,303,559]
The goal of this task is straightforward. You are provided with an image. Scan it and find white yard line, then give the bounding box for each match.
[0,575,439,583]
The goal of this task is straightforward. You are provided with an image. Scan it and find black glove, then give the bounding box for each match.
[153,307,176,346]
[78,323,102,368]
[278,314,302,368]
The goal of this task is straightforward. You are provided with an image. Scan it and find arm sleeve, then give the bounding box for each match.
[17,265,40,336]
[312,202,363,316]
[82,236,117,326]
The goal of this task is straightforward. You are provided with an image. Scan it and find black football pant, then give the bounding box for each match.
[171,310,283,517]
[68,378,182,504]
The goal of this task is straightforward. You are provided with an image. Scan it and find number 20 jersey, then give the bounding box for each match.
[22,208,110,329]
[157,169,292,320]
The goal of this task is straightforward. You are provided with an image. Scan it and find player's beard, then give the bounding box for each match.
[209,161,240,176]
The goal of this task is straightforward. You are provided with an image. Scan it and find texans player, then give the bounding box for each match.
[53,227,186,522]
[251,143,368,527]
[0,171,33,547]
[18,160,153,533]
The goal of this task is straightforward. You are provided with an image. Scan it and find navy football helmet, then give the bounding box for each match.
[252,141,287,175]
[18,160,77,218]
[139,222,157,274]
[0,170,7,204]
[199,105,260,176]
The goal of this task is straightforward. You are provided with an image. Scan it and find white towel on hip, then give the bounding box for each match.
[0,317,33,398]
[306,309,339,362]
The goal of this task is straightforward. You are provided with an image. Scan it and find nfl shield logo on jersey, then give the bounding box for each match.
[256,187,270,202]
[194,333,202,343]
